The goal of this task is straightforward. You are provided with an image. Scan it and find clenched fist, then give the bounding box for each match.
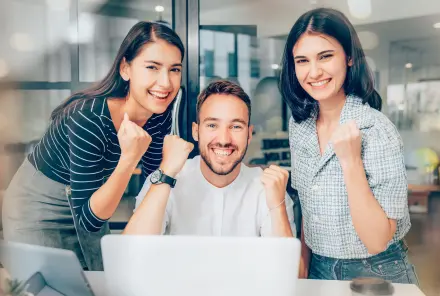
[160,135,194,177]
[261,165,289,209]
[331,120,362,168]
[118,113,152,163]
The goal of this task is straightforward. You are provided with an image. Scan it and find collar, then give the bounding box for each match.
[292,95,374,175]
[194,156,244,194]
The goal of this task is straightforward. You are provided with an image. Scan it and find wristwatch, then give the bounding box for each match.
[150,169,177,188]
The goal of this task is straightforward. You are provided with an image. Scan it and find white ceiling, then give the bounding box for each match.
[356,13,440,69]
[2,0,440,80]
[199,0,440,37]
[77,0,440,38]
[74,0,440,42]
[355,13,440,43]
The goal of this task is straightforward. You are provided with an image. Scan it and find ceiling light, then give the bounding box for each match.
[434,22,440,29]
[46,0,70,10]
[67,13,95,44]
[347,0,372,19]
[10,33,35,52]
[357,31,379,50]
[405,63,413,69]
[271,64,280,70]
[155,5,165,12]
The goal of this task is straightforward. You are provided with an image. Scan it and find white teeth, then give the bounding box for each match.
[213,149,232,156]
[311,79,330,87]
[149,91,169,98]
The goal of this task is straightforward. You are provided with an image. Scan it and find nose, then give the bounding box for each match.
[217,126,232,146]
[309,61,323,80]
[157,69,171,89]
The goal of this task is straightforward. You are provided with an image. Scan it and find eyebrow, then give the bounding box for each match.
[144,60,182,67]
[203,117,248,125]
[293,50,335,60]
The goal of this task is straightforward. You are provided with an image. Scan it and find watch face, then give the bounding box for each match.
[150,169,162,184]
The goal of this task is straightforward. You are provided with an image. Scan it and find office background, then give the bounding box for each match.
[0,1,439,295]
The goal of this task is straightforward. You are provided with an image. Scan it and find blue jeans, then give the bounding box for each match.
[308,240,419,285]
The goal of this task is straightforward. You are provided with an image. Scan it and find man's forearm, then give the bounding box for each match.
[270,207,293,237]
[123,184,171,235]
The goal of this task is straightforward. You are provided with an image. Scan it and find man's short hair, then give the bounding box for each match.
[196,80,251,125]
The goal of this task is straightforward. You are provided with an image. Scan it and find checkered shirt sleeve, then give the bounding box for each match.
[362,117,408,220]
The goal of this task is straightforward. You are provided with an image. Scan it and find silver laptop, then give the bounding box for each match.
[0,240,95,296]
[101,235,301,296]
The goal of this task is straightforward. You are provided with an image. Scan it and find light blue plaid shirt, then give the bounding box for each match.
[289,95,411,259]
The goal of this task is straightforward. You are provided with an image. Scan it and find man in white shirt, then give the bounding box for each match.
[123,80,295,237]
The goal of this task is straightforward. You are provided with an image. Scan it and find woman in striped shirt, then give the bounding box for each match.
[2,21,184,270]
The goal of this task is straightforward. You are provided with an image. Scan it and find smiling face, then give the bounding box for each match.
[193,94,253,176]
[293,33,352,103]
[120,39,182,116]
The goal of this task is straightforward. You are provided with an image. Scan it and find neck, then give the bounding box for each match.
[317,90,346,125]
[200,160,241,188]
[122,93,153,125]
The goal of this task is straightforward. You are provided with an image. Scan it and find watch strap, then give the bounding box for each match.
[160,173,176,188]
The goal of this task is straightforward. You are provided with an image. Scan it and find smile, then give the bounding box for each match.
[212,148,233,156]
[309,79,331,87]
[148,90,170,99]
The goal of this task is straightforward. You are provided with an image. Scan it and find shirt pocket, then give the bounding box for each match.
[306,184,347,219]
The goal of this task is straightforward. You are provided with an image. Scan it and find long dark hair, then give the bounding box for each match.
[279,8,381,123]
[51,21,185,119]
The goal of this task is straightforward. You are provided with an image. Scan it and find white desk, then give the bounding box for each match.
[85,271,426,296]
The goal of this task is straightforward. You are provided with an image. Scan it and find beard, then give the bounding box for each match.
[199,137,249,176]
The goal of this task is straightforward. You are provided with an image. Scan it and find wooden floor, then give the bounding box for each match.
[405,193,440,296]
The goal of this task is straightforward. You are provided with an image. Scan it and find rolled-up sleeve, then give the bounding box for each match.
[363,122,407,220]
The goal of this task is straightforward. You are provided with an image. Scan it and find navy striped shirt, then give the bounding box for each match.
[28,97,172,232]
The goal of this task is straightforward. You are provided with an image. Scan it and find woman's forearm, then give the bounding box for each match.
[89,155,138,220]
[343,160,396,254]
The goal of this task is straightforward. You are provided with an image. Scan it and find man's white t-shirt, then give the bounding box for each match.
[134,156,296,237]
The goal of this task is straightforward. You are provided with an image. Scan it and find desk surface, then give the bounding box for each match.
[408,184,440,192]
[85,271,426,296]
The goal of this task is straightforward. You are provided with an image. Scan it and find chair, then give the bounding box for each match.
[286,172,302,238]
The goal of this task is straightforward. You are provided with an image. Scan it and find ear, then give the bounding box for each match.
[119,57,130,81]
[347,57,353,67]
[247,124,253,145]
[192,122,199,142]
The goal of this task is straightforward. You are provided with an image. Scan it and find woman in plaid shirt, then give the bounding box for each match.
[279,8,419,284]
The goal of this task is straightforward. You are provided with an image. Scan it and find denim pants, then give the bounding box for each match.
[309,240,419,285]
